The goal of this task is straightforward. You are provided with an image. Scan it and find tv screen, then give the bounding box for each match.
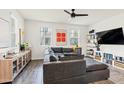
[96,27,124,44]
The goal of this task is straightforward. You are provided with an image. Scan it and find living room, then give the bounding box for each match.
[2,0,124,92]
[1,9,124,84]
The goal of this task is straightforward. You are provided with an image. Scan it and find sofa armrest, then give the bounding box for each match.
[43,60,86,84]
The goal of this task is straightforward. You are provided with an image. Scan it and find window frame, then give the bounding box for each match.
[10,14,18,48]
[69,29,80,46]
[40,27,52,46]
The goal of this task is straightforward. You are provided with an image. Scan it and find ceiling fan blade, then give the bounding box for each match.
[64,10,71,15]
[75,14,88,16]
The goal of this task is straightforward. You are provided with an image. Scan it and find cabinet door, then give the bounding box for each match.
[0,60,13,83]
[0,61,5,82]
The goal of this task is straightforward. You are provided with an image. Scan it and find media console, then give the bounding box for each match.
[0,49,31,83]
[94,51,124,70]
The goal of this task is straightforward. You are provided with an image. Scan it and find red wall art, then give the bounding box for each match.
[56,29,67,46]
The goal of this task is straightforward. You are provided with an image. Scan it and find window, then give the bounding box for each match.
[40,27,51,45]
[0,18,10,48]
[69,30,80,46]
[10,14,19,48]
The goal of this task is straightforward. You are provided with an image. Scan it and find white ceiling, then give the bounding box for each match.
[18,9,124,25]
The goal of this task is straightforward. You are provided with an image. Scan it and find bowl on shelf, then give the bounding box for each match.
[5,56,13,59]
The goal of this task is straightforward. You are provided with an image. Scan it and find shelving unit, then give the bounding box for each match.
[114,56,124,70]
[94,51,102,62]
[86,32,97,58]
[13,60,18,78]
[23,55,26,66]
[0,50,31,83]
[94,52,124,70]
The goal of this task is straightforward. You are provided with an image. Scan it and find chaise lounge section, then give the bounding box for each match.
[43,58,110,84]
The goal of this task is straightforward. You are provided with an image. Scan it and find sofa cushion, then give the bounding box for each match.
[51,47,63,53]
[63,48,74,53]
[50,55,57,62]
[85,58,108,72]
[43,60,86,83]
[59,55,84,61]
[63,53,78,56]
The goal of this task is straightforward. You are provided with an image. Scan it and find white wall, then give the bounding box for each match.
[24,20,89,60]
[0,9,24,34]
[0,9,24,54]
[90,13,124,56]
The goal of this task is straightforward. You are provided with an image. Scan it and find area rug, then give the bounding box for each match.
[90,80,115,84]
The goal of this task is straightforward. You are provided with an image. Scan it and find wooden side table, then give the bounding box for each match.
[75,48,82,55]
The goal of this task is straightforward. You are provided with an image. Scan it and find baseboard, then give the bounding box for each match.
[32,59,44,61]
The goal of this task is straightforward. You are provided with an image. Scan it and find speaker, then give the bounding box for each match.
[89,29,95,33]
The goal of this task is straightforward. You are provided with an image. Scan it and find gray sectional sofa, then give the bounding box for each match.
[44,47,84,62]
[43,58,110,84]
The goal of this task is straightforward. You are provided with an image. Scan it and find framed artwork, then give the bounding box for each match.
[56,29,67,46]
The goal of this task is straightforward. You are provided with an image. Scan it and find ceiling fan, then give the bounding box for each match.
[64,9,88,18]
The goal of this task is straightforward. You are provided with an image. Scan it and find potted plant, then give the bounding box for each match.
[20,42,29,51]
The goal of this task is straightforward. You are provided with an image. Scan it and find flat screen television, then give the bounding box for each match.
[96,27,124,44]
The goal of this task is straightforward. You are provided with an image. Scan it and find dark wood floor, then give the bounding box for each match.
[13,60,43,84]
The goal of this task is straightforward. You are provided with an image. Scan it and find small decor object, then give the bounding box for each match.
[74,40,78,48]
[93,38,101,51]
[20,42,29,51]
[56,29,67,46]
[20,44,25,51]
[72,39,78,51]
[24,42,29,49]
